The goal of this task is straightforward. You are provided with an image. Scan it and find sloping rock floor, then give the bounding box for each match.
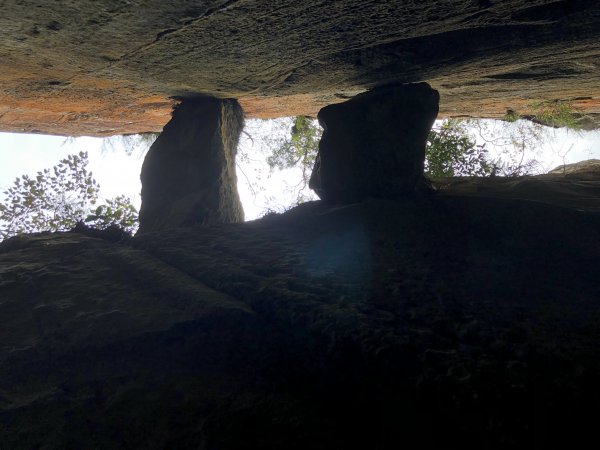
[1,173,599,449]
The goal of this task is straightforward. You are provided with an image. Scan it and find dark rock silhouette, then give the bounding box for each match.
[310,83,439,202]
[139,97,244,233]
[1,171,600,449]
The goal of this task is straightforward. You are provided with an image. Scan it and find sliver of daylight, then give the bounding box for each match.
[1,119,599,239]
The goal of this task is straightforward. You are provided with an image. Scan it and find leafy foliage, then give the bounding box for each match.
[425,119,496,178]
[0,152,138,241]
[266,116,320,174]
[84,195,139,234]
[265,116,321,206]
[503,109,520,123]
[426,117,552,178]
[529,100,583,130]
[238,110,575,215]
[238,117,321,213]
[0,152,98,239]
[505,100,583,130]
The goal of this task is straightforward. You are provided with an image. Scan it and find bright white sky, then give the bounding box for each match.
[1,119,599,221]
[468,119,600,174]
[0,119,315,221]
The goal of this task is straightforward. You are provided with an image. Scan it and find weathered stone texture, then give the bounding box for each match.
[548,159,600,175]
[138,97,244,233]
[310,83,439,202]
[0,0,599,135]
[2,171,600,448]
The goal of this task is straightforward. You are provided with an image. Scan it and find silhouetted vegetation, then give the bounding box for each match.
[0,152,138,241]
[425,119,496,178]
[240,115,550,210]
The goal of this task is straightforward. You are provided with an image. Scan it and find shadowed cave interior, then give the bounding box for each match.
[1,1,600,449]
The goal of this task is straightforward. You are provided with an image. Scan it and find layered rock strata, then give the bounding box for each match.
[310,83,439,202]
[138,97,244,233]
[0,1,599,135]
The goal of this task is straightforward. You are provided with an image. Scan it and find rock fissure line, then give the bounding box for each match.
[104,243,248,309]
[82,1,245,82]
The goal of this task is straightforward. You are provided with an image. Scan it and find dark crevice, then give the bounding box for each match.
[511,0,597,22]
[155,28,178,41]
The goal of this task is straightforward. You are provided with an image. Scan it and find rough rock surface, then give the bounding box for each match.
[309,83,439,202]
[1,171,600,449]
[548,158,600,175]
[0,0,599,135]
[138,97,244,233]
[433,161,600,211]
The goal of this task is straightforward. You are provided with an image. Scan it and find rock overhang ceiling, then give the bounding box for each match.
[0,0,599,136]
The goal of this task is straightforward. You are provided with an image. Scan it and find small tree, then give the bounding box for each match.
[431,117,549,178]
[425,119,496,178]
[507,100,584,130]
[84,195,139,234]
[238,116,321,213]
[265,116,321,183]
[237,114,554,214]
[0,152,138,241]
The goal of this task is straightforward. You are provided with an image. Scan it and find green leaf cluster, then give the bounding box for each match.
[238,116,321,209]
[84,195,138,234]
[529,100,582,130]
[266,116,320,173]
[0,152,138,241]
[241,113,549,213]
[504,100,583,130]
[503,109,520,123]
[425,119,497,178]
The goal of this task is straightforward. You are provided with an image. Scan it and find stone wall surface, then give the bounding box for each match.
[310,83,439,202]
[1,172,600,448]
[138,97,244,232]
[0,0,599,135]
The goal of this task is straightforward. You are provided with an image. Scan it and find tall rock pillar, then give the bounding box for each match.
[138,97,244,233]
[309,83,439,202]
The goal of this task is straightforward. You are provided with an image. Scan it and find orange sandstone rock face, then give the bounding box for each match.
[0,0,599,136]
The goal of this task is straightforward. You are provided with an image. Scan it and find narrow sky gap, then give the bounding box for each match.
[1,120,599,221]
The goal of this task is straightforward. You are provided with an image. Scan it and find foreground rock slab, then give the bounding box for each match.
[1,171,600,449]
[139,97,244,233]
[310,83,439,202]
